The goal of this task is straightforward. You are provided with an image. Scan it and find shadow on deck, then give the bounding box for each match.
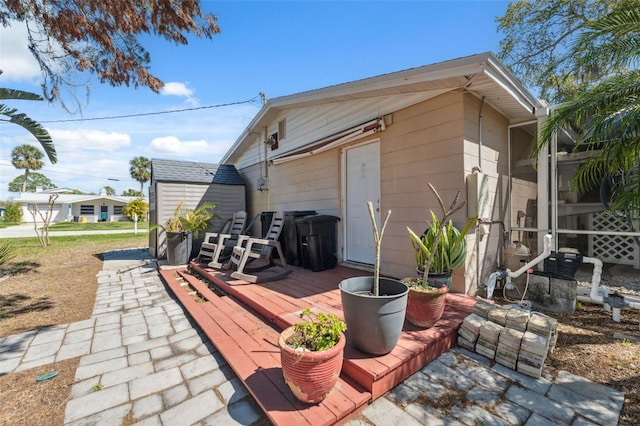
[158,262,478,425]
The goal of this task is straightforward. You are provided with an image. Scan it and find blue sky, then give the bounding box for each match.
[0,1,512,199]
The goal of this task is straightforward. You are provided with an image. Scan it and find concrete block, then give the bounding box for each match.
[133,394,164,420]
[527,275,577,314]
[101,362,154,387]
[361,397,424,426]
[162,384,190,408]
[187,368,229,396]
[64,383,130,423]
[505,385,574,423]
[129,367,183,399]
[160,390,223,426]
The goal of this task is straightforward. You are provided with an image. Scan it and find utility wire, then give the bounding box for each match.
[39,96,261,123]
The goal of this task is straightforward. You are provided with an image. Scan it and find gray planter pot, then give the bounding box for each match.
[339,276,409,355]
[166,232,192,266]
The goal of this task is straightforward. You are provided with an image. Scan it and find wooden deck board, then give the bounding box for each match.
[189,262,477,400]
[163,263,479,421]
[161,268,370,426]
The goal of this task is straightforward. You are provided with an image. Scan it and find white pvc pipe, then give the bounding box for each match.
[583,256,603,303]
[577,255,640,326]
[577,256,611,312]
[507,234,553,279]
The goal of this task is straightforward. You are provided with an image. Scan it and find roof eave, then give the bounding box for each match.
[222,52,542,163]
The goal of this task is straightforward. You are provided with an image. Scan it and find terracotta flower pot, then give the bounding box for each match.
[404,278,449,328]
[278,326,345,404]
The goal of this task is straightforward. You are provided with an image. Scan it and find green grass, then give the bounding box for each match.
[8,233,149,255]
[48,221,149,231]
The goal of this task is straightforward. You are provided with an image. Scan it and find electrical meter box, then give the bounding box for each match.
[467,172,491,220]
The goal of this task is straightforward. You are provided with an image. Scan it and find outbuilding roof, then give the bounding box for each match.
[151,158,244,185]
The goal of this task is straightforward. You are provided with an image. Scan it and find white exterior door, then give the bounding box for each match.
[344,140,380,264]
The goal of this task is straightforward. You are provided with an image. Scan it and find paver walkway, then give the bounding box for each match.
[0,248,625,425]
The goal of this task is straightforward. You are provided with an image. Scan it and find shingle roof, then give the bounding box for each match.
[151,159,244,185]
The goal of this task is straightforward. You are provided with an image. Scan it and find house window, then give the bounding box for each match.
[113,205,123,215]
[80,205,94,215]
[278,119,286,140]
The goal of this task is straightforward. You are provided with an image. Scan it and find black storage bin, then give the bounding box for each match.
[283,210,316,265]
[260,211,316,263]
[534,251,583,280]
[295,215,340,272]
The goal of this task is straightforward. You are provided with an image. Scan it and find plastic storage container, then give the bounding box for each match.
[260,210,316,263]
[295,215,340,272]
[283,210,316,265]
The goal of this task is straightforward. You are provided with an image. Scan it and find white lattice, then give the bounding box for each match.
[588,211,640,268]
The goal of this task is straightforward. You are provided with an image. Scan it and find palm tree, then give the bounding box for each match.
[0,75,57,164]
[129,156,152,196]
[11,144,45,193]
[536,6,640,212]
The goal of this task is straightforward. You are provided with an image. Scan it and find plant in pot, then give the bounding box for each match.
[339,202,409,355]
[405,183,477,328]
[151,200,218,266]
[279,308,346,404]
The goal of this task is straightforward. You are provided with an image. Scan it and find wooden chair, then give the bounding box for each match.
[226,211,292,283]
[196,211,247,268]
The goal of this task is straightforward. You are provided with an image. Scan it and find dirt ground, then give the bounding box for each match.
[0,236,146,426]
[0,236,639,425]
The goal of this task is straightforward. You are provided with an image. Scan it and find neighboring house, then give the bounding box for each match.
[148,158,246,259]
[11,189,144,224]
[220,52,548,295]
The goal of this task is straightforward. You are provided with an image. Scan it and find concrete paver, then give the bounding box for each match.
[0,247,626,425]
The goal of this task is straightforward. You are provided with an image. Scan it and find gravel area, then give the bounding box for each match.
[575,263,640,297]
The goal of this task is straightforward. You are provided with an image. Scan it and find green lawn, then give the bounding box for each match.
[48,221,149,231]
[7,232,149,254]
[0,222,19,229]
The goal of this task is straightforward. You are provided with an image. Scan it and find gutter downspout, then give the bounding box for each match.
[475,97,485,293]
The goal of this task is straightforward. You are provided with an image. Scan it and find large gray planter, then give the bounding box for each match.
[339,276,409,355]
[166,232,192,266]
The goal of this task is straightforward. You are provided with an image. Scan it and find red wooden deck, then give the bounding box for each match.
[159,262,477,426]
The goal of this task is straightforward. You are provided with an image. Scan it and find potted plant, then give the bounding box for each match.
[405,183,477,327]
[151,200,218,266]
[339,202,409,355]
[278,308,346,404]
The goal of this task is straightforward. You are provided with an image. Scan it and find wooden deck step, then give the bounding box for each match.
[159,268,371,426]
[190,262,477,399]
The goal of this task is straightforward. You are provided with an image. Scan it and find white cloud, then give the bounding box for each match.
[160,82,199,106]
[150,136,215,155]
[0,22,41,81]
[49,129,131,151]
[161,82,193,97]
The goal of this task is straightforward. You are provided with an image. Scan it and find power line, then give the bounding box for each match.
[0,160,129,181]
[39,96,261,123]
